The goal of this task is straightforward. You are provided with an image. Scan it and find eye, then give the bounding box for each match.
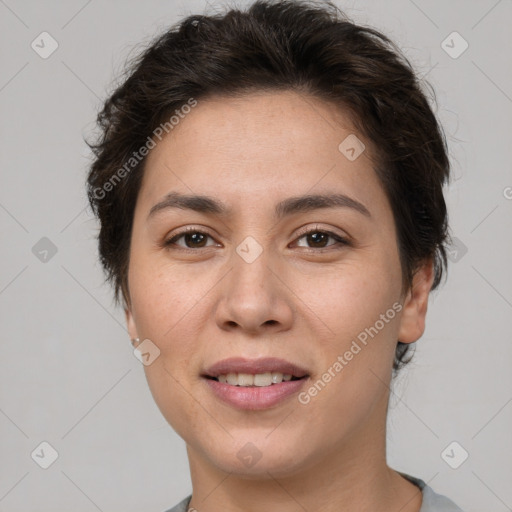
[293,227,349,250]
[162,226,349,251]
[163,227,218,249]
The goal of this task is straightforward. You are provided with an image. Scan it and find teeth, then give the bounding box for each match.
[216,372,295,386]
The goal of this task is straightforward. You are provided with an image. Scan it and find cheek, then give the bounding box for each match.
[292,250,402,345]
[294,269,401,443]
[129,258,205,339]
[128,259,208,437]
[291,256,402,425]
[127,261,208,425]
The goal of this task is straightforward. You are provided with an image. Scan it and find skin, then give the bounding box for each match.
[125,90,434,512]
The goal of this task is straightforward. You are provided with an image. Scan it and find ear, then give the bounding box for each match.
[397,259,435,344]
[125,307,139,341]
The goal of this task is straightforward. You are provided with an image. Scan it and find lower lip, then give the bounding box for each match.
[203,377,309,410]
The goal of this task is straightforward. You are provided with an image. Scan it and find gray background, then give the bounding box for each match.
[0,0,511,511]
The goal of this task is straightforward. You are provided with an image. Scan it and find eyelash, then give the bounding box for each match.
[162,225,350,252]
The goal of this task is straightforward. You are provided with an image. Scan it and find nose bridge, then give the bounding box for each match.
[230,234,275,298]
[214,234,293,332]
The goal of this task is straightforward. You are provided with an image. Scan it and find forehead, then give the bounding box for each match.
[137,90,386,215]
[151,90,363,160]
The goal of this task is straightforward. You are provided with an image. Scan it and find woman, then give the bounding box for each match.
[87,1,465,510]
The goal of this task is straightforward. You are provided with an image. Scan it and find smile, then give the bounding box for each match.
[206,372,304,387]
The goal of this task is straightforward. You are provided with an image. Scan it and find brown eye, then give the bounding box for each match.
[294,229,349,250]
[164,229,217,249]
[304,231,330,248]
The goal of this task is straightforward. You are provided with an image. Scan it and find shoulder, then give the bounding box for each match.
[163,477,467,512]
[421,485,466,512]
[161,494,192,512]
[399,472,466,512]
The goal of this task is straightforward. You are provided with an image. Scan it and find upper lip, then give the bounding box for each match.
[203,357,309,378]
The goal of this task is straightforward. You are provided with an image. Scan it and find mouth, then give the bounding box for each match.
[201,357,311,410]
[203,372,306,387]
[202,356,310,388]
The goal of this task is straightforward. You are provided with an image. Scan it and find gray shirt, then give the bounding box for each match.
[162,472,464,512]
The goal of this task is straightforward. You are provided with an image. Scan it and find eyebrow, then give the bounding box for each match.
[147,191,371,220]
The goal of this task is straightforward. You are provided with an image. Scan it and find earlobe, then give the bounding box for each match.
[125,307,139,341]
[397,259,435,344]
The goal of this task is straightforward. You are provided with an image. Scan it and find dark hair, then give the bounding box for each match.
[87,0,450,373]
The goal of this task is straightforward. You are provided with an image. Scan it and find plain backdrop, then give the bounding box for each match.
[0,1,511,511]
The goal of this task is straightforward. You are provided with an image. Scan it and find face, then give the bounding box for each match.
[125,91,432,477]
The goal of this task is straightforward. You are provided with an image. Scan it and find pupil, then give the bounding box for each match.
[308,232,327,247]
[187,232,206,247]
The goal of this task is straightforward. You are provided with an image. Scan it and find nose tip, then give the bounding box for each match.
[214,255,294,334]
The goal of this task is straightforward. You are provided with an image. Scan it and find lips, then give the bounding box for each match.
[202,357,309,379]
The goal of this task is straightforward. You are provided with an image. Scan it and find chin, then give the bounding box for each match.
[202,437,312,479]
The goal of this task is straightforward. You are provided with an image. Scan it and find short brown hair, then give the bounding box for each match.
[87,0,450,372]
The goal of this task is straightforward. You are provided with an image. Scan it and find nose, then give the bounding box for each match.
[214,247,294,335]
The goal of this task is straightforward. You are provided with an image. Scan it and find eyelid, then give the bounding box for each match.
[294,223,349,240]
